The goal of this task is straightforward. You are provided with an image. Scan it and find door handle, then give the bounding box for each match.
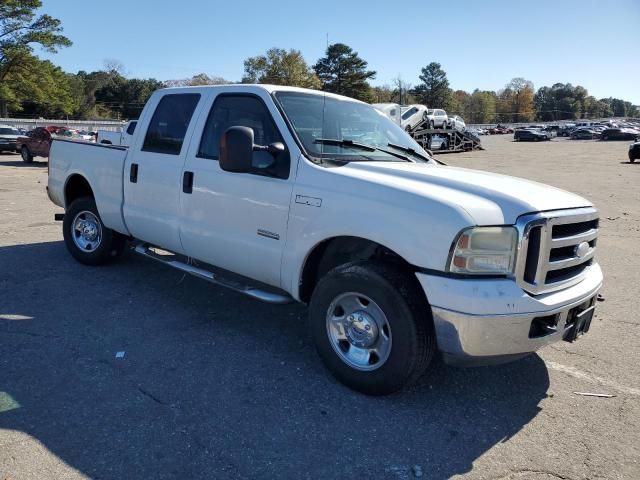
[129,163,138,183]
[182,171,194,194]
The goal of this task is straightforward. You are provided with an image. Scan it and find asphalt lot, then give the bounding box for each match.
[1,135,639,479]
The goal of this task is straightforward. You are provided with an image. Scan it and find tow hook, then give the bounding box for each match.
[54,213,64,221]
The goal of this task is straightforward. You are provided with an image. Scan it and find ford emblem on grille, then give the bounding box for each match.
[574,241,590,259]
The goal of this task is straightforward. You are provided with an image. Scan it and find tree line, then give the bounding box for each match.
[1,2,637,122]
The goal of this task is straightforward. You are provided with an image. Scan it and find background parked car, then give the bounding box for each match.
[558,124,576,136]
[425,108,448,129]
[490,125,513,134]
[629,141,640,163]
[400,104,428,131]
[447,115,466,131]
[514,128,551,141]
[601,128,640,141]
[16,127,53,163]
[0,125,21,153]
[571,128,599,140]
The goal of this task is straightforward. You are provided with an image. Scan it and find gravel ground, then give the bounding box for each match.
[1,135,638,479]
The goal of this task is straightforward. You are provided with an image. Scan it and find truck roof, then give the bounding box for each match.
[155,84,367,104]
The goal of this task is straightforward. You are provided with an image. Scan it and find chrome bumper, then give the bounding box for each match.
[416,264,603,366]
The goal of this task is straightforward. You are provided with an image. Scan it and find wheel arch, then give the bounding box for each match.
[64,174,95,209]
[298,235,418,304]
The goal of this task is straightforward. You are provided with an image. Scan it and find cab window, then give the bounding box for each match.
[142,94,200,155]
[197,94,289,179]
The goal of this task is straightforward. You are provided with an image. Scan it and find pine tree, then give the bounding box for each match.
[313,43,376,102]
[412,62,451,109]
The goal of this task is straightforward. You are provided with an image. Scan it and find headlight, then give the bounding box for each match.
[448,226,517,275]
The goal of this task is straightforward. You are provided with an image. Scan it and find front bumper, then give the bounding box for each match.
[0,141,16,151]
[416,263,603,366]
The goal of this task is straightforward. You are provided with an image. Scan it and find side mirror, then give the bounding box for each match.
[219,126,254,173]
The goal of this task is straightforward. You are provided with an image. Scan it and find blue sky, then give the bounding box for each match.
[39,0,640,103]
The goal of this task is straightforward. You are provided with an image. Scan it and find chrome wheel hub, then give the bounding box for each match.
[345,311,378,348]
[72,211,102,252]
[326,292,392,371]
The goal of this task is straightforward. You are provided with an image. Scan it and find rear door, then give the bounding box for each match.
[179,91,295,287]
[123,92,203,253]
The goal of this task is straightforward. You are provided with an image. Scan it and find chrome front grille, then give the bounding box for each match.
[515,207,599,295]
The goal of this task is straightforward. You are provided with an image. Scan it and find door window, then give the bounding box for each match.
[142,94,200,155]
[197,94,289,179]
[402,107,417,120]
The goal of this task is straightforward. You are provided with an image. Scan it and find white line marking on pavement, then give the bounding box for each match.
[545,360,640,396]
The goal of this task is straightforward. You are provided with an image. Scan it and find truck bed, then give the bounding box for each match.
[48,139,130,235]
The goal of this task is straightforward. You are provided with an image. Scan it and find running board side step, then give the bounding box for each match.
[133,244,293,305]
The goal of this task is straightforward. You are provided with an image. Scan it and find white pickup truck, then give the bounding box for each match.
[47,85,603,394]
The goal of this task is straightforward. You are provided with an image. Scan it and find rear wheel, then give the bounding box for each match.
[21,147,33,163]
[63,197,127,265]
[429,120,435,129]
[309,262,436,395]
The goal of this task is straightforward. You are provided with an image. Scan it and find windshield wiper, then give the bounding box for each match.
[387,142,448,166]
[314,138,411,162]
[386,143,431,162]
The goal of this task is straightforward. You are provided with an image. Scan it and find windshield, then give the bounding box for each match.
[0,127,19,135]
[274,92,432,163]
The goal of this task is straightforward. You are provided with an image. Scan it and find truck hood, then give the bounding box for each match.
[338,162,592,225]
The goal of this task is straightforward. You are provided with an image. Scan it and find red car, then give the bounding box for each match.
[17,127,54,163]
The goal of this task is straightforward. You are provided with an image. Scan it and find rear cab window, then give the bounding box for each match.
[126,121,137,136]
[142,94,200,155]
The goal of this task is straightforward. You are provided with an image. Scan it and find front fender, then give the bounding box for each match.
[281,188,474,300]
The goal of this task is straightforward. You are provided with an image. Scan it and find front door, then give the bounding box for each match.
[123,92,203,254]
[179,92,295,288]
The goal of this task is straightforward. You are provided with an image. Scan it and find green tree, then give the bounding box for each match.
[313,43,376,101]
[467,89,497,123]
[95,74,164,119]
[371,84,395,103]
[411,62,451,109]
[449,89,470,117]
[243,48,320,89]
[0,0,72,115]
[3,55,77,117]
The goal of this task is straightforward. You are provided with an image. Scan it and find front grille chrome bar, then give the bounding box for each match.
[514,207,599,295]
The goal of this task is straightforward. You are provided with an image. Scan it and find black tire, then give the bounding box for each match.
[429,120,435,129]
[21,147,33,163]
[309,261,436,395]
[63,196,127,266]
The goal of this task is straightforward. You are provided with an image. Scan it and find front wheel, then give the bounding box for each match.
[309,262,436,395]
[63,197,127,265]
